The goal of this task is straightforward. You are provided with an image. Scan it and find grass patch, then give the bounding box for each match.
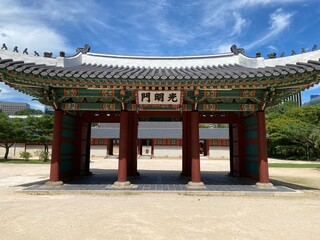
[0,159,50,164]
[269,163,320,168]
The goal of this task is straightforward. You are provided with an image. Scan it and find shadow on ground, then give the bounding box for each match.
[16,168,319,193]
[270,178,319,191]
[67,169,255,185]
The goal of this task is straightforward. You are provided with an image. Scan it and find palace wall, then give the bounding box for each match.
[1,144,229,160]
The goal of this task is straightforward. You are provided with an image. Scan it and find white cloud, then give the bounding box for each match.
[201,0,301,28]
[267,45,278,52]
[0,25,72,56]
[269,8,293,31]
[0,0,73,56]
[230,12,249,36]
[216,43,235,54]
[155,22,194,46]
[244,9,294,50]
[199,0,304,53]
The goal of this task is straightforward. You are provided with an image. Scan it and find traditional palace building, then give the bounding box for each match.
[91,122,229,158]
[0,44,319,188]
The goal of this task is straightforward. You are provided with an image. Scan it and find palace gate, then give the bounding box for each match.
[1,44,319,188]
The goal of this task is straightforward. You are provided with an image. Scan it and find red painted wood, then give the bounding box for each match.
[127,111,138,177]
[138,139,143,155]
[229,124,234,176]
[126,112,133,176]
[187,112,192,176]
[257,110,270,183]
[182,111,191,176]
[117,111,129,182]
[190,111,201,182]
[203,140,210,156]
[84,123,91,175]
[182,112,187,176]
[151,139,154,156]
[49,110,63,182]
[107,139,113,155]
[132,112,138,176]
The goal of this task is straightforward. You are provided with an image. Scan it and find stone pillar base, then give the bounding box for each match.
[256,182,275,189]
[187,181,206,189]
[112,181,133,188]
[45,181,63,187]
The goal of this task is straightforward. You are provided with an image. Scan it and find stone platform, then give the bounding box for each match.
[22,170,295,195]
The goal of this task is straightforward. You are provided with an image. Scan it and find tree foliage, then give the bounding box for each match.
[266,102,320,160]
[24,115,53,153]
[15,108,43,115]
[0,112,53,159]
[0,113,27,159]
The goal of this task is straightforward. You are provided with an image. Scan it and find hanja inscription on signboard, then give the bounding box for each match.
[137,91,182,105]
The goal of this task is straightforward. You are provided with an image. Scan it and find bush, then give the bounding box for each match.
[20,151,31,161]
[36,150,50,162]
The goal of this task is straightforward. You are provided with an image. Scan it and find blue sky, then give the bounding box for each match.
[0,0,319,110]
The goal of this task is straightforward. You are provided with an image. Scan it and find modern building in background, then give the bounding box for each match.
[44,105,54,115]
[0,101,30,115]
[304,95,320,105]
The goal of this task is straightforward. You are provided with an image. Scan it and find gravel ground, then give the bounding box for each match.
[0,158,319,240]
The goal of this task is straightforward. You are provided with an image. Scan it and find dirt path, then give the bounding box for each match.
[0,159,319,240]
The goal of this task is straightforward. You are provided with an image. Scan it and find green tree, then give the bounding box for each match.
[0,113,27,159]
[25,115,53,153]
[266,102,320,160]
[15,108,43,115]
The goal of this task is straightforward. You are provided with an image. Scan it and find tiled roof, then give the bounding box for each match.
[1,57,320,80]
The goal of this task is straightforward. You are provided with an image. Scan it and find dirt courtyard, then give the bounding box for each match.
[0,158,319,240]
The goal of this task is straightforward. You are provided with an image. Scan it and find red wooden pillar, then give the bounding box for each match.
[229,124,234,176]
[256,110,272,187]
[203,140,210,156]
[108,139,114,155]
[84,123,92,175]
[188,111,204,187]
[187,112,192,176]
[113,111,131,187]
[139,139,143,156]
[127,111,138,177]
[131,112,138,176]
[182,111,191,176]
[151,139,154,157]
[126,112,133,176]
[47,109,63,185]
